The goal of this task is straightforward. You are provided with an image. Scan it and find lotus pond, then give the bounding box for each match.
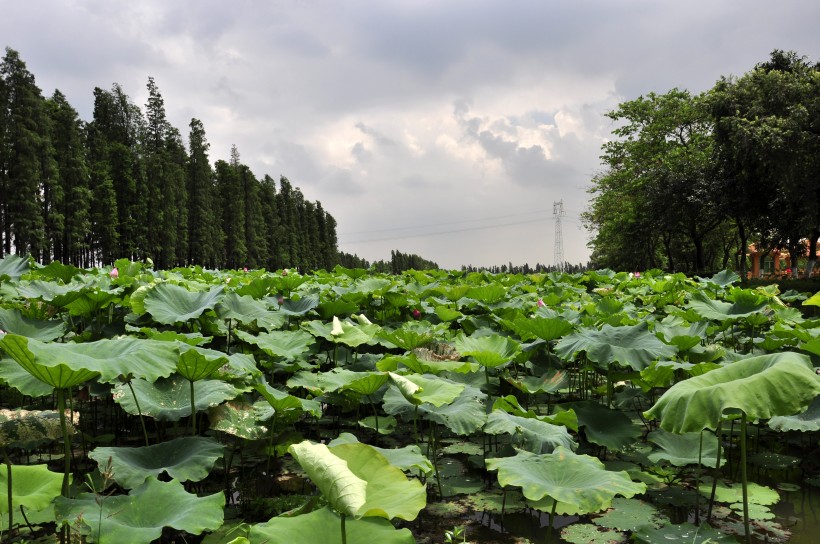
[0,254,818,544]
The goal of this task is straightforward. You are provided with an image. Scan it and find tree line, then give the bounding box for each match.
[584,50,819,277]
[0,47,338,271]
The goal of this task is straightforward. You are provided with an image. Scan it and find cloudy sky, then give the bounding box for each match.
[3,1,817,269]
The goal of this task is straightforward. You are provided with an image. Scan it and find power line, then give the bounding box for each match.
[340,215,553,245]
[338,208,553,236]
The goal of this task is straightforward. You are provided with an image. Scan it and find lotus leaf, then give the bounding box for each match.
[768,395,820,431]
[89,436,224,489]
[328,433,433,474]
[633,521,735,543]
[592,497,666,531]
[644,352,820,433]
[0,308,65,341]
[697,270,740,289]
[216,292,285,329]
[55,477,225,543]
[247,506,414,544]
[486,447,646,514]
[387,372,465,407]
[177,344,229,381]
[0,334,179,384]
[254,379,321,419]
[0,254,30,280]
[288,440,426,520]
[698,480,779,505]
[687,290,768,321]
[276,295,319,316]
[554,322,677,371]
[561,523,627,544]
[209,401,269,440]
[236,329,315,359]
[377,327,435,351]
[0,357,56,396]
[483,410,577,453]
[114,376,241,421]
[505,369,568,395]
[143,282,224,324]
[562,401,641,451]
[454,333,520,368]
[0,464,63,513]
[646,429,725,468]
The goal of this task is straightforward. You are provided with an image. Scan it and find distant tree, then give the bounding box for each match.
[0,47,54,260]
[215,148,247,268]
[187,118,222,267]
[46,89,92,266]
[710,50,820,277]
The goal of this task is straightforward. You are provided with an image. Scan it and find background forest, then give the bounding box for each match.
[584,50,820,278]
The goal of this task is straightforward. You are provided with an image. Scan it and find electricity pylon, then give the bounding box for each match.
[553,200,565,271]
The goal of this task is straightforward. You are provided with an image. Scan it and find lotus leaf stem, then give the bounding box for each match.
[740,412,750,544]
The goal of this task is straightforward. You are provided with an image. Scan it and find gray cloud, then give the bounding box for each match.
[2,0,818,269]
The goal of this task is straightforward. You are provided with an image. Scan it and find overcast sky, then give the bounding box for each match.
[3,1,818,269]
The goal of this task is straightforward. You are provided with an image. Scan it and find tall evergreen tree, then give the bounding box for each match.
[46,90,92,265]
[0,48,54,260]
[187,118,222,267]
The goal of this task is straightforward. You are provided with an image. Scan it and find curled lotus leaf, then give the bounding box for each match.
[554,322,677,371]
[0,464,63,514]
[644,352,820,433]
[89,436,224,489]
[288,440,426,521]
[113,376,242,421]
[143,282,225,324]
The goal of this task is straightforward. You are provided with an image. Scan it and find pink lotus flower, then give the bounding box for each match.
[110,268,119,279]
[282,269,289,276]
[412,309,421,319]
[635,271,641,278]
[243,267,248,273]
[536,298,545,307]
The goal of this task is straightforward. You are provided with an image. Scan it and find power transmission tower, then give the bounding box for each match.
[553,200,565,271]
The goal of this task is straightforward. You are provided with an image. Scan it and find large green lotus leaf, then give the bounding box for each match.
[302,318,379,347]
[484,410,576,453]
[768,395,820,432]
[644,352,820,433]
[64,290,121,317]
[507,316,574,342]
[554,322,677,371]
[0,334,99,389]
[646,430,725,468]
[235,329,315,359]
[288,441,366,516]
[388,372,464,407]
[804,291,820,306]
[253,379,321,418]
[143,282,224,324]
[247,507,414,544]
[697,480,779,506]
[315,299,360,319]
[328,433,433,475]
[0,308,65,341]
[686,290,768,322]
[350,278,393,296]
[486,448,646,514]
[0,254,30,280]
[14,280,84,307]
[276,295,319,317]
[465,284,507,304]
[289,368,369,395]
[340,372,389,396]
[377,327,435,351]
[55,478,225,543]
[177,344,229,382]
[653,320,708,351]
[288,441,426,521]
[562,401,641,451]
[216,292,285,330]
[383,380,487,435]
[331,442,426,520]
[0,334,179,383]
[492,395,579,431]
[0,357,56,397]
[390,352,478,375]
[454,333,520,368]
[0,409,75,449]
[89,437,224,489]
[505,369,568,395]
[633,522,735,543]
[697,270,740,289]
[0,464,63,513]
[114,376,241,421]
